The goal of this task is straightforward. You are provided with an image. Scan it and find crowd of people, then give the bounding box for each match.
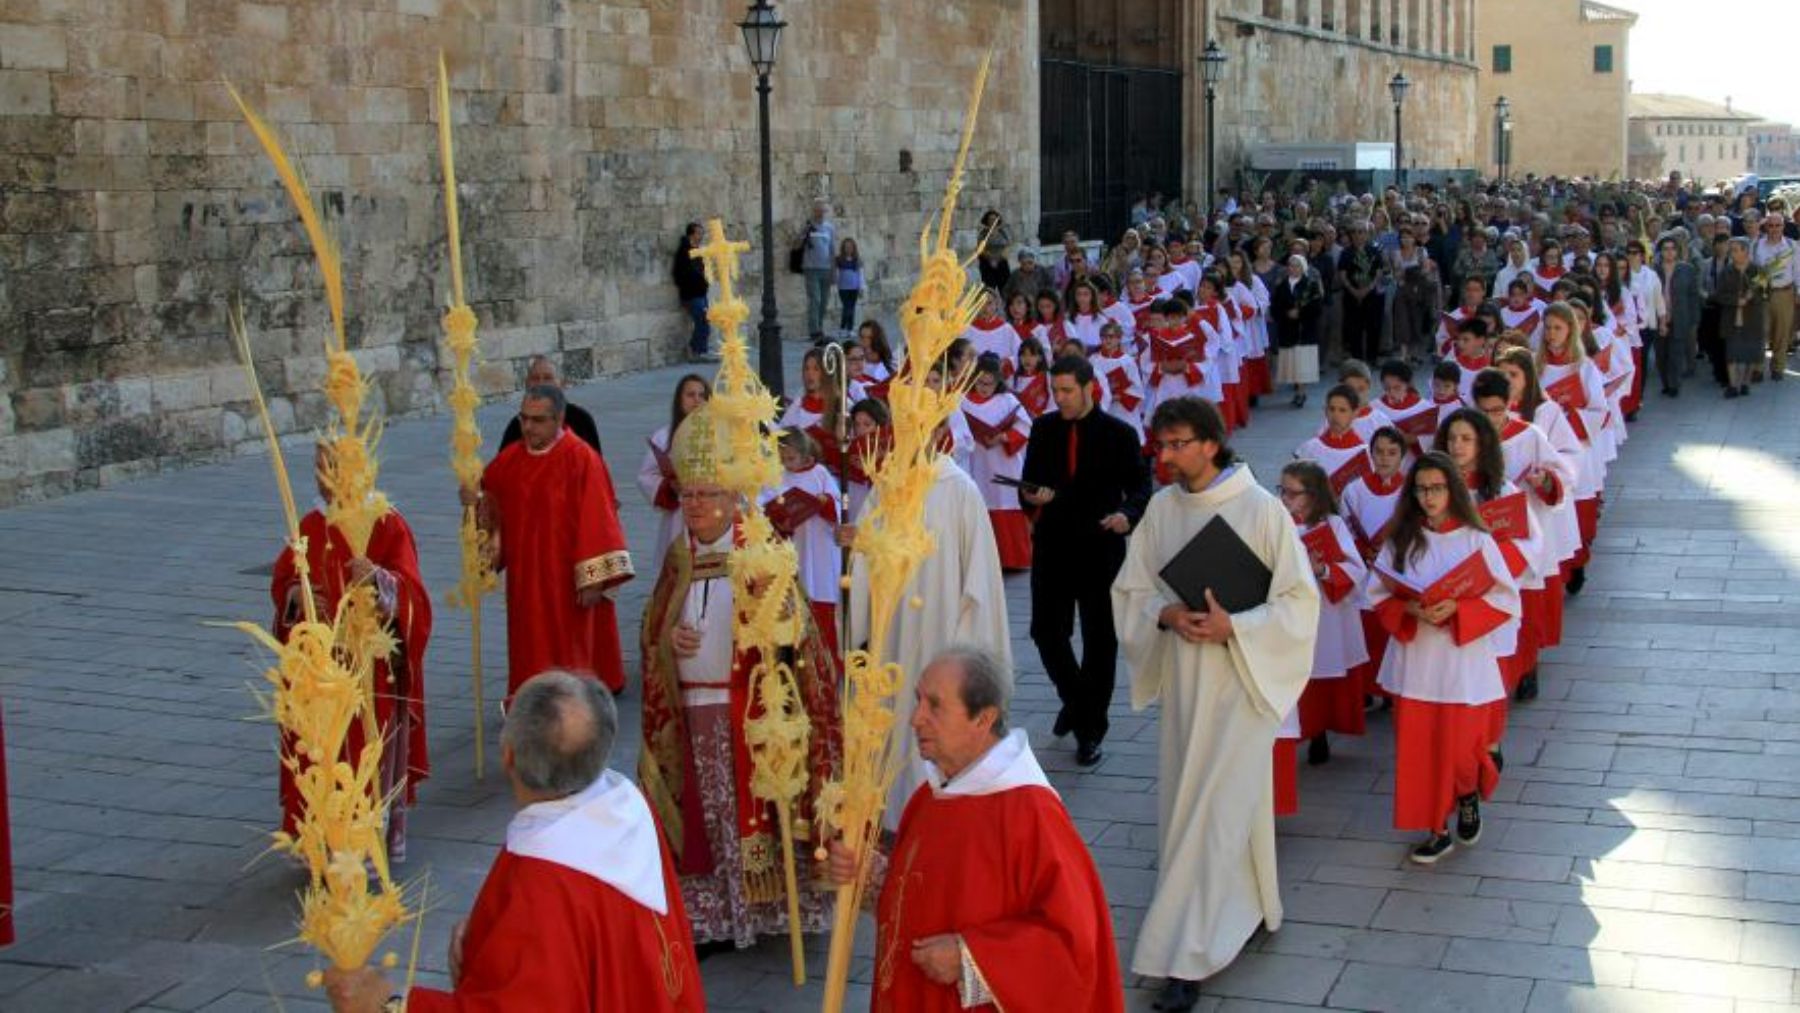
[282,169,1785,1012]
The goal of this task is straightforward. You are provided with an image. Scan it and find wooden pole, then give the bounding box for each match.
[777,803,807,986]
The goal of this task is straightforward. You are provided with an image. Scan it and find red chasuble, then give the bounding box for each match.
[271,509,433,835]
[482,431,634,695]
[875,772,1123,1012]
[408,850,704,1012]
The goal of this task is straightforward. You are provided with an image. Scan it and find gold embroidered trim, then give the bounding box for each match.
[574,550,634,590]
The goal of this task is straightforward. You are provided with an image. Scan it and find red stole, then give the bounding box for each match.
[482,432,633,694]
[408,851,705,1012]
[875,786,1124,1013]
[1015,371,1050,416]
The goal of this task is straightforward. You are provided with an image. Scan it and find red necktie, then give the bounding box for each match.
[1066,421,1079,480]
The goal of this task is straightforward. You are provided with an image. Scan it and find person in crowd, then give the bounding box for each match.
[497,355,603,457]
[977,208,1013,291]
[1390,227,1439,364]
[474,384,634,697]
[1280,460,1368,767]
[1751,209,1799,381]
[857,319,896,384]
[671,221,713,362]
[779,347,845,472]
[766,429,845,655]
[1021,356,1152,766]
[1295,384,1373,497]
[635,373,711,580]
[322,672,704,1012]
[1714,237,1768,397]
[1339,220,1386,365]
[1003,247,1054,306]
[1654,235,1700,397]
[821,647,1125,1013]
[1270,254,1324,408]
[1113,396,1317,1010]
[835,237,865,337]
[792,198,836,345]
[961,354,1035,571]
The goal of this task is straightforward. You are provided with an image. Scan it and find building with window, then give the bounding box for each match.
[1474,0,1637,179]
[1628,94,1758,186]
[1199,0,1479,200]
[1747,121,1800,177]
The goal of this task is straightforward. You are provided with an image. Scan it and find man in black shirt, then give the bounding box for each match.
[1338,220,1386,364]
[497,355,603,458]
[1020,357,1152,765]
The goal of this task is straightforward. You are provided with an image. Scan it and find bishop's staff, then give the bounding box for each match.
[434,54,499,779]
[820,340,853,653]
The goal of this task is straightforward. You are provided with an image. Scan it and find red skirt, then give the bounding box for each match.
[1565,495,1601,572]
[1232,376,1253,426]
[1538,572,1565,647]
[1517,587,1549,670]
[1353,609,1392,699]
[1221,383,1246,429]
[1623,347,1646,415]
[1392,696,1502,832]
[1273,737,1299,816]
[989,509,1033,570]
[812,601,841,675]
[1245,354,1275,396]
[1299,675,1367,738]
[1215,399,1235,435]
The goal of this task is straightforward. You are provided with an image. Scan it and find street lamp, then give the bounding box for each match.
[1494,95,1512,181]
[739,0,786,395]
[1389,71,1411,193]
[1199,39,1227,218]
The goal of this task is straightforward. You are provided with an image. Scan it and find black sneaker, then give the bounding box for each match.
[1153,978,1201,1012]
[1052,708,1072,738]
[1409,832,1456,865]
[1566,568,1586,596]
[1075,740,1104,767]
[1456,793,1483,845]
[1307,734,1331,766]
[1490,746,1505,774]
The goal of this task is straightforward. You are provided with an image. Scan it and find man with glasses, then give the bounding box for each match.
[1752,210,1800,380]
[471,384,635,698]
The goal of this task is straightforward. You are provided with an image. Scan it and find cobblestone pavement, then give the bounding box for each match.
[2,345,1799,1012]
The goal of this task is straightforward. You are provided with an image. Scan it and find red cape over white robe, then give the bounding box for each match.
[408,771,704,1012]
[482,430,634,695]
[875,730,1123,1013]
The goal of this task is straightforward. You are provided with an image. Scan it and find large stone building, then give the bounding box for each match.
[1747,120,1800,178]
[0,2,1037,503]
[0,0,1485,503]
[1628,93,1756,187]
[1473,0,1636,180]
[1202,0,1480,189]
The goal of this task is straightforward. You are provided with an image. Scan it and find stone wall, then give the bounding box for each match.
[0,0,1039,504]
[1209,0,1480,184]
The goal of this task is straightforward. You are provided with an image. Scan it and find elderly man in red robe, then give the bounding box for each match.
[272,444,432,864]
[826,646,1124,1012]
[474,384,634,696]
[322,671,705,1012]
[638,402,842,950]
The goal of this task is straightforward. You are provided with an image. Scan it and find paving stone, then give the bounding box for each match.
[1325,961,1533,1012]
[1524,980,1733,1012]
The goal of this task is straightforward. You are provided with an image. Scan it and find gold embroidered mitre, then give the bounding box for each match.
[671,402,729,486]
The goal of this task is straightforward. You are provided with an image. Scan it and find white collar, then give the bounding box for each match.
[926,729,1054,799]
[526,428,565,456]
[504,769,668,914]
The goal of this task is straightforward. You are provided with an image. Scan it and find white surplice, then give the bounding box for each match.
[1112,464,1320,981]
[847,457,1012,830]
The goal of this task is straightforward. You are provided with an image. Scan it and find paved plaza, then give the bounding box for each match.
[0,345,1798,1011]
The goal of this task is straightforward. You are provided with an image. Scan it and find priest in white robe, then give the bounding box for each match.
[1112,395,1319,1012]
[846,451,1011,830]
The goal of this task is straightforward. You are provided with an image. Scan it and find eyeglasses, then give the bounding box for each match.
[1155,436,1205,452]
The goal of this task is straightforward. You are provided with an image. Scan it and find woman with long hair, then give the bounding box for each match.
[1342,425,1409,708]
[1226,248,1274,409]
[1281,460,1370,769]
[1065,278,1107,351]
[1534,302,1608,595]
[1012,336,1052,417]
[779,347,845,474]
[1367,452,1519,865]
[857,319,895,383]
[964,287,1020,378]
[636,373,711,576]
[961,355,1035,570]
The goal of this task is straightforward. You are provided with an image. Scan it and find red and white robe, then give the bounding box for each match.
[1527,262,1566,301]
[1538,353,1609,573]
[964,315,1021,377]
[1092,351,1147,437]
[962,391,1035,570]
[1229,277,1274,397]
[1378,390,1438,456]
[1436,304,1479,358]
[1498,414,1576,663]
[1297,515,1371,740]
[1065,310,1108,352]
[1341,469,1407,698]
[1368,522,1519,833]
[1295,428,1372,498]
[1500,298,1547,350]
[1013,369,1052,418]
[1453,353,1493,405]
[1142,323,1219,414]
[778,394,843,473]
[763,462,843,655]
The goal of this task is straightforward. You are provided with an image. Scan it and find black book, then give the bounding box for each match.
[1157,515,1273,615]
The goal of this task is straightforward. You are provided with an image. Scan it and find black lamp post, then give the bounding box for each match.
[740,0,786,395]
[1389,71,1411,193]
[1200,39,1227,218]
[1494,96,1512,182]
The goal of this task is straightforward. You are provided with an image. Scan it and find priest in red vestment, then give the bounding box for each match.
[323,671,704,1013]
[638,403,842,948]
[475,385,634,696]
[271,444,432,862]
[825,646,1124,1013]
